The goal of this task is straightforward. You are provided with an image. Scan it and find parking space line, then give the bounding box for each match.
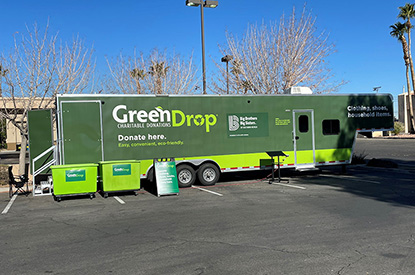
[2,194,17,214]
[270,182,306,189]
[114,196,126,204]
[319,174,381,184]
[192,186,223,197]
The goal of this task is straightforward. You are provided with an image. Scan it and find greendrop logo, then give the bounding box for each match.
[114,168,129,172]
[112,105,217,132]
[65,169,86,182]
[113,164,132,176]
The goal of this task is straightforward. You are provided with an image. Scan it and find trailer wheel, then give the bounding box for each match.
[176,165,196,188]
[197,163,220,186]
[147,168,155,183]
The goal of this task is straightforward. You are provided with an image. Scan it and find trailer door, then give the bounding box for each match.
[60,100,103,164]
[293,110,315,168]
[28,109,54,174]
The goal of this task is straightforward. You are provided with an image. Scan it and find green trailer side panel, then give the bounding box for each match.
[55,94,393,166]
[61,101,103,164]
[28,109,53,174]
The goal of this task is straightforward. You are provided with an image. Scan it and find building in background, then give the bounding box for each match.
[398,93,415,133]
[1,98,53,151]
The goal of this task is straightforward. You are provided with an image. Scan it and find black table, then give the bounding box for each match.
[266,151,289,184]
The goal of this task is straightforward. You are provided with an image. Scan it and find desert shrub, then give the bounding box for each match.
[352,151,367,164]
[392,121,404,135]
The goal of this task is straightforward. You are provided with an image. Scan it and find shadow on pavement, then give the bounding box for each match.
[311,161,415,208]
[216,161,415,209]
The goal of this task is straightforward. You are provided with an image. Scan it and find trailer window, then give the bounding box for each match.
[298,115,309,133]
[322,120,340,135]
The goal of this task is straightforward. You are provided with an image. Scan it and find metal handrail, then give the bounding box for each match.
[32,145,57,196]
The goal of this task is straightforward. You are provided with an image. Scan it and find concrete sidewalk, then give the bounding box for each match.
[0,186,9,193]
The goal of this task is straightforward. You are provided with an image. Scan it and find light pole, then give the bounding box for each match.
[221,55,233,94]
[186,0,218,94]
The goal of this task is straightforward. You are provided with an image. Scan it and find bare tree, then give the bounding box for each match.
[106,49,199,94]
[105,52,144,94]
[0,64,8,97]
[0,23,94,174]
[213,6,343,94]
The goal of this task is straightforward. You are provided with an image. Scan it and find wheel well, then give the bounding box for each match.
[176,161,198,171]
[145,159,221,179]
[199,161,220,171]
[178,160,220,172]
[146,166,154,181]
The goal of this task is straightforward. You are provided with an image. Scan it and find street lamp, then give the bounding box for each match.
[221,55,233,94]
[186,0,218,94]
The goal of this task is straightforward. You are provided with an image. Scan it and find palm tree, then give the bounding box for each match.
[129,68,146,94]
[398,3,415,132]
[391,22,414,131]
[149,62,169,94]
[390,23,411,98]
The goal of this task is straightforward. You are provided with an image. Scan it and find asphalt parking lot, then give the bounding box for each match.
[1,138,415,275]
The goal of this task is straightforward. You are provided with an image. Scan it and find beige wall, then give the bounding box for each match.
[1,97,54,150]
[6,120,21,150]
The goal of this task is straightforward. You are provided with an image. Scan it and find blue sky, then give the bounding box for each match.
[0,0,411,107]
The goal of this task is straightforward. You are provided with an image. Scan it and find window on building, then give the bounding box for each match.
[299,115,309,133]
[322,119,340,135]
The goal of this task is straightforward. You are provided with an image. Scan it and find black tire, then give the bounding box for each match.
[104,193,108,198]
[176,164,196,188]
[197,163,220,186]
[9,185,13,198]
[147,167,155,183]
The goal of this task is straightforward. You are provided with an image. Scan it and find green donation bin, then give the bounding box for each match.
[99,160,141,198]
[51,163,98,201]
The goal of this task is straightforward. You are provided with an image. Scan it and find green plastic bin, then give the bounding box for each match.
[99,160,141,197]
[51,163,98,201]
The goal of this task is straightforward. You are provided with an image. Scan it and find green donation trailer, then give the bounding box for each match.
[29,92,394,189]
